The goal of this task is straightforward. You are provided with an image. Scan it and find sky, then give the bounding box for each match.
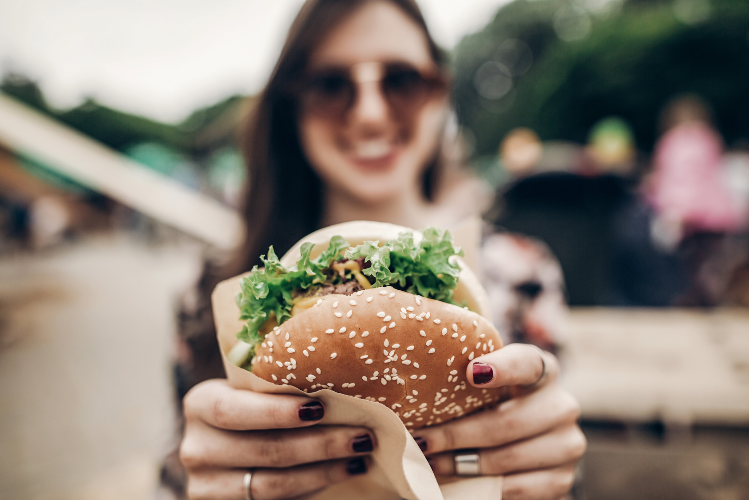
[0,0,512,123]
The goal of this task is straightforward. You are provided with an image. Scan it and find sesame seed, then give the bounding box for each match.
[462,347,468,354]
[434,319,441,324]
[327,383,334,387]
[384,339,389,347]
[355,343,364,348]
[428,348,435,353]
[452,333,458,338]
[330,353,337,359]
[426,312,431,319]
[414,363,420,369]
[401,313,407,319]
[349,300,357,306]
[380,326,387,333]
[381,379,387,385]
[389,292,396,298]
[276,361,283,367]
[476,342,481,349]
[426,340,433,346]
[356,290,364,296]
[483,344,487,352]
[479,334,486,339]
[415,316,423,322]
[415,296,421,306]
[365,359,373,364]
[473,320,478,327]
[346,310,353,318]
[308,346,315,351]
[308,374,316,380]
[393,344,400,348]
[285,333,290,340]
[408,313,415,319]
[311,337,318,343]
[287,348,295,353]
[379,290,388,295]
[262,342,267,348]
[377,312,385,317]
[442,328,448,335]
[285,341,291,347]
[316,368,321,374]
[349,331,356,339]
[271,374,277,381]
[363,376,368,381]
[447,359,452,366]
[326,329,334,334]
[360,354,368,359]
[383,315,391,322]
[460,335,466,342]
[389,322,396,328]
[333,301,339,308]
[452,324,458,332]
[338,327,346,333]
[407,346,414,351]
[410,375,418,379]
[361,331,369,337]
[468,352,475,360]
[401,307,407,313]
[419,330,426,337]
[367,296,373,302]
[334,312,342,318]
[316,299,323,306]
[303,350,309,357]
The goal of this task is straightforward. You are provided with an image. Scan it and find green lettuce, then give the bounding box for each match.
[235,228,463,353]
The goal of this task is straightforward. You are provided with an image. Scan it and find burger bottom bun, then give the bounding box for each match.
[251,287,504,430]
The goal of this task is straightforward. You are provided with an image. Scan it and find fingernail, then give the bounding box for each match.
[414,437,428,452]
[351,434,374,453]
[472,362,494,384]
[347,457,367,475]
[298,401,324,421]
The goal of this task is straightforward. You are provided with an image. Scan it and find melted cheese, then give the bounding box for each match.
[331,260,372,289]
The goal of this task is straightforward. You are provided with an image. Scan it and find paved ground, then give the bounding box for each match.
[0,235,201,500]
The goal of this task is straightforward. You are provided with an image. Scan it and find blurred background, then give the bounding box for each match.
[0,0,746,499]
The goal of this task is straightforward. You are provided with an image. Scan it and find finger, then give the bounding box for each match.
[426,425,586,476]
[412,385,580,453]
[184,379,325,430]
[185,457,369,500]
[502,463,578,500]
[467,344,559,388]
[181,422,376,469]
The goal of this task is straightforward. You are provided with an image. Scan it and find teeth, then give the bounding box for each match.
[354,141,390,159]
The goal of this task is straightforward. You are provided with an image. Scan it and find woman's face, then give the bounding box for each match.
[297,1,449,204]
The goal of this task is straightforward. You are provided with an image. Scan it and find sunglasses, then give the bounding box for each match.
[297,61,448,121]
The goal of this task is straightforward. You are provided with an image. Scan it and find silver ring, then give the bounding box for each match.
[523,345,548,387]
[243,471,254,500]
[454,450,481,476]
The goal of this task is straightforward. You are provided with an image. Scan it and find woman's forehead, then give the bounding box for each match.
[308,1,433,69]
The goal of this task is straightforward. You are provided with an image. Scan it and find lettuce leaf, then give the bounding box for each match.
[235,229,463,355]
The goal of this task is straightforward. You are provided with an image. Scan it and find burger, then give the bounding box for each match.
[227,221,504,430]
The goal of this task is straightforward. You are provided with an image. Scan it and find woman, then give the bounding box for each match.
[176,1,585,499]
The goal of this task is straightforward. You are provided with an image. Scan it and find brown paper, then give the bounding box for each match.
[211,218,502,499]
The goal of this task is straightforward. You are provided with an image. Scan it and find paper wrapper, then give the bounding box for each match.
[213,276,502,500]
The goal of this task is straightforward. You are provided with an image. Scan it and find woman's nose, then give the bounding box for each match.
[349,81,390,125]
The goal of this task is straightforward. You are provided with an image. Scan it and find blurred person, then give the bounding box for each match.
[167,1,585,499]
[480,232,567,354]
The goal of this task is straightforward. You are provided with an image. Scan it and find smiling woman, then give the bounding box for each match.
[172,1,584,499]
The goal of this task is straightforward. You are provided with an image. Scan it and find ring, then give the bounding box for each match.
[522,345,548,388]
[243,471,254,500]
[454,450,481,476]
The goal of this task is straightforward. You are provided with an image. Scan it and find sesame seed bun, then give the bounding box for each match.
[249,222,504,429]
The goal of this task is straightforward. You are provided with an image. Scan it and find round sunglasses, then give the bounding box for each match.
[297,61,448,121]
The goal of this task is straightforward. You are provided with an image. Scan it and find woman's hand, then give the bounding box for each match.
[411,344,585,500]
[180,379,375,500]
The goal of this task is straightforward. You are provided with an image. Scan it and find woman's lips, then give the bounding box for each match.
[348,140,399,171]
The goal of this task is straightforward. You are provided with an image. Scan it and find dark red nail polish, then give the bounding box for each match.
[298,401,324,421]
[352,434,374,453]
[347,457,367,475]
[472,362,493,384]
[414,437,428,452]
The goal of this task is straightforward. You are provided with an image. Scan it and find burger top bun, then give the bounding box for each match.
[280,221,492,319]
[251,287,503,430]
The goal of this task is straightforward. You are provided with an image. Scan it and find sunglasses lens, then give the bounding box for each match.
[302,72,353,118]
[382,67,442,110]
